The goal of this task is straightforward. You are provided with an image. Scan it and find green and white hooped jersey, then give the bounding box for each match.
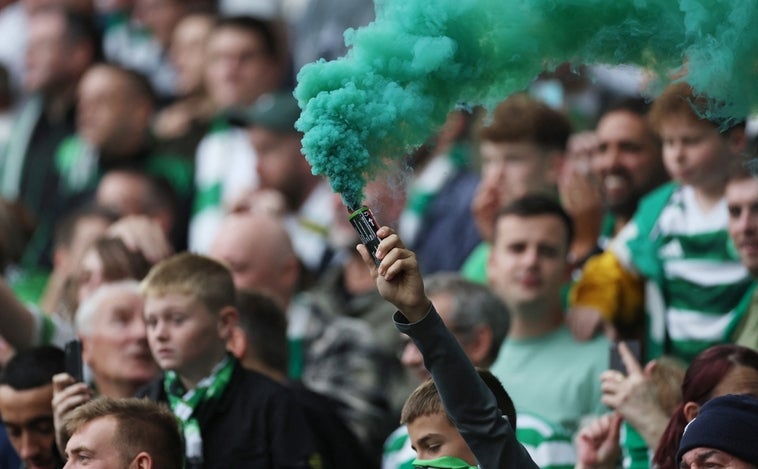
[516,412,575,469]
[612,183,753,362]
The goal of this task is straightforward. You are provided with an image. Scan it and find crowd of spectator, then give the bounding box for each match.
[0,0,756,468]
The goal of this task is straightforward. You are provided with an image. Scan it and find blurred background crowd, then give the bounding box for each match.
[0,0,757,468]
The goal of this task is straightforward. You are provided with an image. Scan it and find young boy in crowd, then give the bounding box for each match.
[571,82,752,363]
[138,252,316,469]
[358,226,538,468]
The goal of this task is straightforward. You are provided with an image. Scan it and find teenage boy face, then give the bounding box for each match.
[144,293,231,380]
[487,214,569,310]
[659,116,733,191]
[407,413,476,465]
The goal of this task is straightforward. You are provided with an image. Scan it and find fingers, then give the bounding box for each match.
[357,227,411,280]
[52,381,92,417]
[378,248,416,282]
[599,370,625,409]
[356,244,377,277]
[52,372,75,392]
[607,412,623,441]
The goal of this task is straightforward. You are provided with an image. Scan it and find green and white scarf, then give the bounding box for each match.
[164,355,234,465]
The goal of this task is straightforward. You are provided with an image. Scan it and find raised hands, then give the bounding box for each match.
[599,342,669,449]
[356,226,431,323]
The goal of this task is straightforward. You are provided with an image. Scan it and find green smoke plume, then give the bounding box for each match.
[295,0,758,208]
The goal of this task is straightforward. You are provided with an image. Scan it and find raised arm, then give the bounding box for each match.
[358,227,538,469]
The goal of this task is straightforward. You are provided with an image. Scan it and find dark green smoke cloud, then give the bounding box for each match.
[295,0,758,208]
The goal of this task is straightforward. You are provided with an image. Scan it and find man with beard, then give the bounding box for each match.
[567,98,668,341]
[590,98,668,244]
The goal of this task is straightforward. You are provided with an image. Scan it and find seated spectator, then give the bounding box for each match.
[56,63,193,210]
[62,397,183,469]
[102,0,186,100]
[676,394,758,469]
[0,6,99,271]
[138,253,316,468]
[0,346,66,469]
[566,97,668,342]
[95,168,185,253]
[36,205,118,314]
[189,15,288,253]
[74,281,159,398]
[654,345,758,469]
[231,289,375,468]
[309,178,414,419]
[68,237,152,314]
[153,9,216,155]
[51,280,161,458]
[238,90,336,279]
[0,206,117,355]
[487,196,608,438]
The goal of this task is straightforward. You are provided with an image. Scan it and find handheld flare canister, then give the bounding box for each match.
[347,205,381,266]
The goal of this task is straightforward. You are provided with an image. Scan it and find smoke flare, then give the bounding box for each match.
[295,0,758,207]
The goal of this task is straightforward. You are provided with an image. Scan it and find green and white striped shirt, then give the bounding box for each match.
[612,183,753,362]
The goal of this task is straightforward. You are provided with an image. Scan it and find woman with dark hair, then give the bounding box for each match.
[653,344,758,469]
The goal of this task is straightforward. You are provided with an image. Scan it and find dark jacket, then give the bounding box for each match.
[137,361,316,469]
[411,170,481,275]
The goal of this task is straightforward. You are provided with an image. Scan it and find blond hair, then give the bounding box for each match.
[140,252,236,314]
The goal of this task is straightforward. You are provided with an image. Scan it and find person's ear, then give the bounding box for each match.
[726,125,747,155]
[683,401,701,422]
[217,306,239,341]
[129,452,153,469]
[545,150,566,185]
[226,326,248,361]
[465,325,493,366]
